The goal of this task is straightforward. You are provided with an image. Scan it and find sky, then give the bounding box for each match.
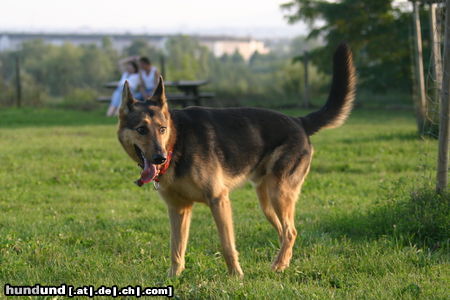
[0,0,307,38]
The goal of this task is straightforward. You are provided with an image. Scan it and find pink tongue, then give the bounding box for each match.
[140,158,157,183]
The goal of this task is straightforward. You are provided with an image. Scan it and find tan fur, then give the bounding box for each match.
[118,80,314,277]
[117,44,355,278]
[134,125,313,277]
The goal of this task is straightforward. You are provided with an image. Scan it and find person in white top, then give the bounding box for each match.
[106,57,140,117]
[136,57,160,100]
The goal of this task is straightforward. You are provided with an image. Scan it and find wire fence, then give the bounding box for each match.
[424,2,445,139]
[404,0,449,192]
[422,1,449,192]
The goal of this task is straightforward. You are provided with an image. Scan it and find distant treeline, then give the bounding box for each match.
[2,0,433,111]
[0,35,328,109]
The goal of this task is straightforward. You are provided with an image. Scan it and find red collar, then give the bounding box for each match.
[154,150,173,182]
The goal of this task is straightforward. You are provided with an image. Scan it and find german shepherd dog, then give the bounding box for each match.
[117,44,355,277]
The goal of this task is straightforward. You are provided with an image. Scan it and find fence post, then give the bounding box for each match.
[412,0,428,133]
[436,0,450,193]
[429,2,443,108]
[302,51,310,108]
[15,54,22,108]
[160,55,166,79]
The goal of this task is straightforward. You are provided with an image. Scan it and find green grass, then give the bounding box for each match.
[0,107,448,299]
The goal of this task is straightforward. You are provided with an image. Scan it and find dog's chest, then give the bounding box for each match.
[158,177,207,205]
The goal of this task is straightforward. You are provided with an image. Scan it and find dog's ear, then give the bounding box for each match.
[119,81,136,116]
[150,75,168,109]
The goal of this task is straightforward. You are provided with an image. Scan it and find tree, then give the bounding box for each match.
[165,35,211,80]
[289,35,321,56]
[0,33,328,108]
[80,44,116,88]
[230,50,244,64]
[282,0,416,93]
[125,39,162,59]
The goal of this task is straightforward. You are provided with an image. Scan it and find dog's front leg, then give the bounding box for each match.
[209,193,244,278]
[167,204,193,277]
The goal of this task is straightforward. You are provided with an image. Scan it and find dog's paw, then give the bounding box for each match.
[271,262,289,272]
[230,271,244,279]
[229,267,244,279]
[168,265,185,277]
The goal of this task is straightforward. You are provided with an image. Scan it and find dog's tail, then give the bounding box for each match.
[301,43,356,136]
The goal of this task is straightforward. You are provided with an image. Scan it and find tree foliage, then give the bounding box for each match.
[0,40,118,98]
[0,35,328,107]
[282,0,419,93]
[165,36,212,80]
[125,39,162,59]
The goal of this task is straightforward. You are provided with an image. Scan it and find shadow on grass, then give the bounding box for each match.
[316,187,449,250]
[341,132,419,144]
[0,108,116,128]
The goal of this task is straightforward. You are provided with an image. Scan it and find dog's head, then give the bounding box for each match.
[117,76,174,183]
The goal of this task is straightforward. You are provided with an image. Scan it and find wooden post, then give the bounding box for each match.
[436,0,450,193]
[160,55,166,79]
[15,54,22,108]
[302,51,310,108]
[412,0,428,133]
[430,3,443,112]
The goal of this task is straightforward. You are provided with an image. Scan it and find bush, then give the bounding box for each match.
[321,182,449,250]
[60,88,100,111]
[394,187,449,248]
[0,81,16,107]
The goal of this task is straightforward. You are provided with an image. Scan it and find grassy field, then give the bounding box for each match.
[0,107,448,299]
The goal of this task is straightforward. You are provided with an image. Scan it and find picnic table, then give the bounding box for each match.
[99,79,214,107]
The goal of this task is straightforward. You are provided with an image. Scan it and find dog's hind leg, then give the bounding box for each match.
[208,191,244,277]
[168,204,193,277]
[270,186,298,272]
[268,152,312,272]
[264,146,313,271]
[256,182,282,243]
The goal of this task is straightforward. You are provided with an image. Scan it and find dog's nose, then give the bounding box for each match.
[152,154,167,165]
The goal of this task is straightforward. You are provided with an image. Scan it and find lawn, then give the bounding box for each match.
[0,107,448,299]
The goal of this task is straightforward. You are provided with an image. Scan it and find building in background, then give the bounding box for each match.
[0,32,270,60]
[200,36,269,60]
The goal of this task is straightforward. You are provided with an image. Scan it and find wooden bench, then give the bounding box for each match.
[97,80,215,107]
[97,92,215,107]
[166,92,215,107]
[96,96,111,103]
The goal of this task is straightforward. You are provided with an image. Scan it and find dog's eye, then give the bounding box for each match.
[159,127,167,134]
[136,126,148,135]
